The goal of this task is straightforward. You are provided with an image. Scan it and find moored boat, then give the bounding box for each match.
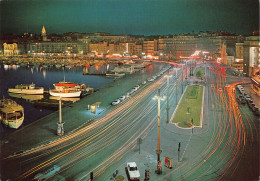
[8,83,44,95]
[49,89,81,98]
[49,81,86,98]
[0,98,24,129]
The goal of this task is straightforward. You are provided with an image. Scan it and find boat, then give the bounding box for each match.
[0,98,24,129]
[49,89,81,98]
[106,72,125,77]
[8,83,44,95]
[49,81,86,98]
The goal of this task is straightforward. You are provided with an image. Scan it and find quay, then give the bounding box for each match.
[0,62,168,158]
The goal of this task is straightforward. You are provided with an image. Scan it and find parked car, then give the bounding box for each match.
[237,96,246,104]
[142,81,147,85]
[111,99,120,105]
[126,162,140,181]
[130,89,136,94]
[148,78,154,82]
[248,103,255,110]
[119,95,126,101]
[247,99,253,105]
[254,110,260,116]
[252,106,259,112]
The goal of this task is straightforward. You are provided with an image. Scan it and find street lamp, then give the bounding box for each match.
[175,68,178,106]
[191,118,194,134]
[164,74,172,124]
[153,89,166,174]
[57,97,64,136]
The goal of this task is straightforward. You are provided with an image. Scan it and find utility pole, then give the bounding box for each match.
[181,65,183,94]
[153,89,165,174]
[178,142,181,162]
[165,74,172,124]
[175,69,178,106]
[191,118,194,134]
[57,97,64,136]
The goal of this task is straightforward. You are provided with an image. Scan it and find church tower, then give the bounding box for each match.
[41,25,47,41]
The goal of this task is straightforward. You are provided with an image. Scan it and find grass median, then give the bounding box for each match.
[172,85,204,128]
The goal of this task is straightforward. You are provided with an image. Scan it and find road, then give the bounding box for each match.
[0,60,258,181]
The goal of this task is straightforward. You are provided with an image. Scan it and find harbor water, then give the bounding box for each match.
[0,64,115,138]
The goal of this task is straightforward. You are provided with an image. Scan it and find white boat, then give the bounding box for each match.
[49,81,85,98]
[8,83,44,95]
[49,89,81,98]
[0,98,24,129]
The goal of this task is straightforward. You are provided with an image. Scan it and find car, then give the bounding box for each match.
[249,103,255,110]
[132,87,138,91]
[119,95,126,101]
[218,87,222,92]
[237,96,246,104]
[134,85,140,89]
[111,99,120,105]
[142,81,147,85]
[247,99,253,105]
[252,106,259,112]
[126,162,140,180]
[130,89,136,94]
[148,78,154,82]
[245,95,251,99]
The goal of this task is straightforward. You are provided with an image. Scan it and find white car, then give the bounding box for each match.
[132,87,138,91]
[142,81,147,85]
[127,162,140,180]
[111,99,120,105]
[130,89,136,94]
[148,78,154,82]
[119,95,126,101]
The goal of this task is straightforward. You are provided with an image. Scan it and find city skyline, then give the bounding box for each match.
[1,0,259,36]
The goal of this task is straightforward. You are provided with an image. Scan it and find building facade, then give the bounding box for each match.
[243,36,260,76]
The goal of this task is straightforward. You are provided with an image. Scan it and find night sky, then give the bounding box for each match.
[0,0,259,36]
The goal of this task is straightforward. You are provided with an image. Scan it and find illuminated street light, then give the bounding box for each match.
[164,74,172,124]
[57,97,64,136]
[153,89,165,174]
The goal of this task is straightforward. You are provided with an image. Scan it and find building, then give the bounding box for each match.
[3,43,19,56]
[243,36,260,76]
[29,42,87,56]
[143,40,158,56]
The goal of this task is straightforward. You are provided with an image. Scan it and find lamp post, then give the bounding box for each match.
[181,64,183,94]
[153,89,165,174]
[175,68,178,106]
[164,74,172,124]
[191,118,194,134]
[57,97,64,136]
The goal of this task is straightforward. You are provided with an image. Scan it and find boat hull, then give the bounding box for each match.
[8,88,44,95]
[49,90,81,98]
[2,117,24,129]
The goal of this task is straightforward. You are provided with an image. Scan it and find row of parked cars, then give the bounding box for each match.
[236,84,259,116]
[111,67,171,106]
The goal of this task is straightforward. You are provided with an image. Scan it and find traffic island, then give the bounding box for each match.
[171,85,204,128]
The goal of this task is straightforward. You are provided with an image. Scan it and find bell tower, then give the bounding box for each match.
[41,25,47,41]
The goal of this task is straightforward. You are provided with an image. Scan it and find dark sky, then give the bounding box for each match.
[0,0,259,36]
